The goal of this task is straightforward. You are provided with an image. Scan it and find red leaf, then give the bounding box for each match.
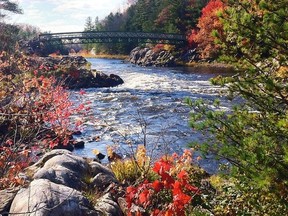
[177,170,188,180]
[138,189,150,206]
[153,159,172,174]
[185,183,199,193]
[152,180,163,192]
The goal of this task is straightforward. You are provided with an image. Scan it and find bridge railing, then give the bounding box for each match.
[39,31,186,45]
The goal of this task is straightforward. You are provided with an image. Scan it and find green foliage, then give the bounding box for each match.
[0,0,22,19]
[0,0,23,53]
[82,0,209,54]
[208,176,288,215]
[187,0,288,212]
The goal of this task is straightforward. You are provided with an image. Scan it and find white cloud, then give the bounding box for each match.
[10,0,126,32]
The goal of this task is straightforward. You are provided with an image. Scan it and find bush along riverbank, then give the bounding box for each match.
[3,145,286,216]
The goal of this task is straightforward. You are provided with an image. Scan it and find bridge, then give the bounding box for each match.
[39,31,187,45]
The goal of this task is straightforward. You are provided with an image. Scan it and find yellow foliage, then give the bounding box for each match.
[109,145,151,183]
[276,66,288,79]
[163,44,175,51]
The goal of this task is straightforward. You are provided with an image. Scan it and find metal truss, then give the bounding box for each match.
[39,31,186,45]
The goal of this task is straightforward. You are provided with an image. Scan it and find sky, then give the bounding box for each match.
[8,0,127,33]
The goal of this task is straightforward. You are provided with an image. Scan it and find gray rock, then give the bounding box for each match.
[91,173,118,190]
[33,165,86,190]
[0,187,20,216]
[129,47,176,67]
[41,153,89,175]
[94,193,123,216]
[33,153,90,190]
[26,150,72,175]
[30,149,72,168]
[89,161,115,177]
[9,179,99,216]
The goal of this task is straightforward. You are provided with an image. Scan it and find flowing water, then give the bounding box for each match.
[73,58,231,173]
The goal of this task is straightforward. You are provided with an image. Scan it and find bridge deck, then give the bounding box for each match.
[39,31,186,45]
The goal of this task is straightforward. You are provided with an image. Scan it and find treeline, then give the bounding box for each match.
[0,0,41,53]
[83,0,209,54]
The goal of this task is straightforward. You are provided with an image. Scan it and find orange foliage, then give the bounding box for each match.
[188,0,225,59]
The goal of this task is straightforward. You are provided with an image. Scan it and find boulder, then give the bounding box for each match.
[9,179,99,216]
[29,149,72,169]
[73,141,85,149]
[11,55,125,89]
[6,150,124,215]
[0,187,20,216]
[91,173,118,190]
[33,153,90,190]
[89,161,115,177]
[94,193,123,216]
[52,143,74,152]
[129,47,177,67]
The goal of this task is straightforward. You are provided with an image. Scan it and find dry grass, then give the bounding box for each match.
[180,61,235,74]
[70,51,129,60]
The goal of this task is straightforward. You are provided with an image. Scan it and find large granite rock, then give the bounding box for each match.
[0,188,20,216]
[9,179,99,216]
[129,47,176,67]
[95,193,123,216]
[7,150,123,216]
[33,153,89,190]
[2,54,124,89]
[46,56,124,89]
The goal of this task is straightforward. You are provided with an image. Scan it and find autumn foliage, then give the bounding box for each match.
[0,52,87,189]
[125,150,200,215]
[188,0,225,59]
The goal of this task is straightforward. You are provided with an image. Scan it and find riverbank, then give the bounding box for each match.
[180,62,235,74]
[69,52,129,60]
[68,49,235,75]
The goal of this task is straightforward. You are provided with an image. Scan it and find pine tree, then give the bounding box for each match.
[187,0,288,206]
[84,16,93,32]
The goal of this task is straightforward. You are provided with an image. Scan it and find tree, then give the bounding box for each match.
[0,0,22,19]
[84,16,93,32]
[187,0,288,210]
[188,0,225,59]
[0,0,22,52]
[17,24,41,41]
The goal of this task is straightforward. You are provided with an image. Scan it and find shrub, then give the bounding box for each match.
[109,145,152,184]
[125,149,206,216]
[0,54,87,189]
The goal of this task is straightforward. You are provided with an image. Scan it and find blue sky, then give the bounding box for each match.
[9,0,128,32]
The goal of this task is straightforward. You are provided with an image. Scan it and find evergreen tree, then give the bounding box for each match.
[84,16,93,31]
[0,0,22,52]
[187,0,288,208]
[0,0,22,19]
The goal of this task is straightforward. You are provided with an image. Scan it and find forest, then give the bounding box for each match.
[0,0,288,215]
[82,0,211,55]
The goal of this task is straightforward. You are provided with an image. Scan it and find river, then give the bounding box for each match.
[73,58,231,173]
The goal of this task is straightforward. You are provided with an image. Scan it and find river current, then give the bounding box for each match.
[73,58,231,173]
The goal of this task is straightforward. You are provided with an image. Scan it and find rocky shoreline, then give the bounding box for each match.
[0,150,126,216]
[129,47,177,67]
[35,56,124,89]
